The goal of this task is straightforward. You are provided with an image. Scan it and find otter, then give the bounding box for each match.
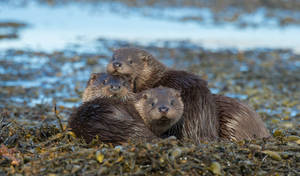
[69,72,156,144]
[107,48,219,143]
[214,94,270,141]
[69,74,185,144]
[82,72,133,102]
[107,48,271,143]
[132,91,270,141]
[134,87,184,136]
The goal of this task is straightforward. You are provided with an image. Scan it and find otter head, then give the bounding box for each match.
[107,48,165,91]
[82,73,133,102]
[134,87,184,135]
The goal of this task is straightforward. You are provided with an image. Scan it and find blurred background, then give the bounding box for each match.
[0,0,299,129]
[1,0,300,51]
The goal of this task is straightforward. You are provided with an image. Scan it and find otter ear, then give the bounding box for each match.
[175,92,181,98]
[90,73,98,80]
[142,93,148,99]
[139,53,150,63]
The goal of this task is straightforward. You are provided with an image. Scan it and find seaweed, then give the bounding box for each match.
[0,39,299,174]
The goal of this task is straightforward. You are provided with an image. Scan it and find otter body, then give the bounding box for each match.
[107,48,219,143]
[214,94,270,141]
[68,97,156,144]
[69,73,156,144]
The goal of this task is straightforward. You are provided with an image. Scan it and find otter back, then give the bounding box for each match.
[68,97,157,144]
[214,94,270,141]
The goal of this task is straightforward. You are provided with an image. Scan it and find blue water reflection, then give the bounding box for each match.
[0,2,300,53]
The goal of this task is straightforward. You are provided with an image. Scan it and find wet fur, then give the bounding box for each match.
[68,97,157,144]
[108,48,271,143]
[155,71,218,142]
[134,87,184,136]
[82,73,134,102]
[108,48,219,143]
[214,94,270,141]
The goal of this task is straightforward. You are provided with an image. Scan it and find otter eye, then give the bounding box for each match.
[170,100,175,106]
[151,102,155,107]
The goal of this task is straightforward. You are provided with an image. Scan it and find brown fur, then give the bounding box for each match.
[81,73,184,138]
[134,87,184,136]
[82,73,134,102]
[68,97,157,144]
[214,94,270,141]
[107,48,219,143]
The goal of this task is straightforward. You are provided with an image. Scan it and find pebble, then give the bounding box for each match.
[209,162,221,175]
[262,150,282,161]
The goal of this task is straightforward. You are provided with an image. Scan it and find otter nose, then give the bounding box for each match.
[113,62,122,68]
[110,85,121,92]
[159,106,169,113]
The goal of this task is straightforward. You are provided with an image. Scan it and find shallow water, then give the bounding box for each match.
[1,2,300,53]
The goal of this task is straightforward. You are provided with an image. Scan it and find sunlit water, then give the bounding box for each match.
[0,2,300,53]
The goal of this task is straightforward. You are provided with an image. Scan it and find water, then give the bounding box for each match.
[0,2,300,53]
